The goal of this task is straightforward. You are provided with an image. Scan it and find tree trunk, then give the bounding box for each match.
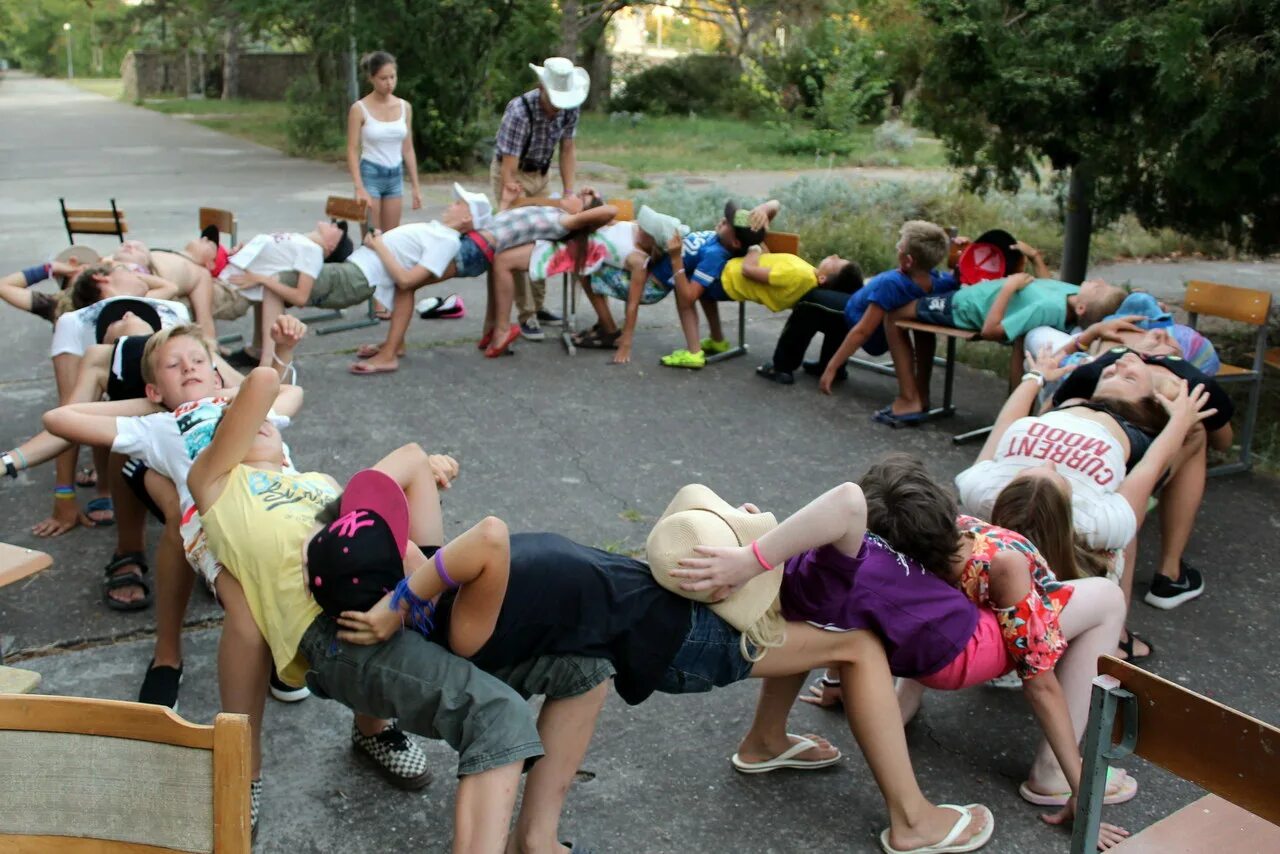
[221,16,240,100]
[559,0,581,60]
[1061,163,1093,284]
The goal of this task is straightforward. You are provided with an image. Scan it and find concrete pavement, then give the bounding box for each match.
[2,73,1278,852]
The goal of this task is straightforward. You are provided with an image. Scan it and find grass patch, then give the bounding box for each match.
[575,114,947,175]
[69,77,123,99]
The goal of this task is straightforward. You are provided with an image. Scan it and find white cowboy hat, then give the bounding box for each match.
[646,484,781,633]
[452,182,493,229]
[530,57,590,111]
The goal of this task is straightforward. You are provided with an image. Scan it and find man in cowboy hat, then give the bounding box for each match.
[491,56,590,340]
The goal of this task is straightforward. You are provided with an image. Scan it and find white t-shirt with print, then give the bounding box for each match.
[954,409,1137,550]
[348,221,460,309]
[223,233,326,303]
[50,296,190,358]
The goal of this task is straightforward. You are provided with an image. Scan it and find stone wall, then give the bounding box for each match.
[122,50,314,101]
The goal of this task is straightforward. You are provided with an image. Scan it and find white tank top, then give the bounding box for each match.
[358,99,408,169]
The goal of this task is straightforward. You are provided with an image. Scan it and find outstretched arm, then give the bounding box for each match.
[668,482,867,599]
[188,367,279,511]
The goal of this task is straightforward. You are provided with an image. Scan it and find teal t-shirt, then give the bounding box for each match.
[951,278,1079,341]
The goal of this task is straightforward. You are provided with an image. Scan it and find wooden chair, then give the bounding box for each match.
[1183,280,1272,475]
[309,196,379,335]
[199,207,244,347]
[0,542,52,695]
[704,231,802,365]
[60,198,127,244]
[1072,656,1280,853]
[0,695,251,852]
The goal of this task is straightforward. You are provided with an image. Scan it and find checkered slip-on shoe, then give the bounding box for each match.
[250,778,262,837]
[351,721,433,790]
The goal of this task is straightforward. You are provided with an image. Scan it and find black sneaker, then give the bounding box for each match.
[250,778,262,837]
[351,721,433,790]
[536,308,562,324]
[802,360,848,382]
[756,362,794,385]
[1144,564,1205,610]
[138,659,183,709]
[269,667,310,703]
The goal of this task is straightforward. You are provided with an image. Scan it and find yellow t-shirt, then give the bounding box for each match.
[719,253,818,312]
[200,465,337,687]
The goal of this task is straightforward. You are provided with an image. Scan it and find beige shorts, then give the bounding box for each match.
[211,279,251,321]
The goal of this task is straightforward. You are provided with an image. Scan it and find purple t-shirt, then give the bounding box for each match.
[779,535,978,678]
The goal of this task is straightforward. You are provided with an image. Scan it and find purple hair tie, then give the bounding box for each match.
[434,550,458,589]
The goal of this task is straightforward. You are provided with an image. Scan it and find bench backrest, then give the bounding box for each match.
[1098,655,1280,823]
[0,696,251,852]
[763,231,800,255]
[198,207,238,246]
[60,198,127,243]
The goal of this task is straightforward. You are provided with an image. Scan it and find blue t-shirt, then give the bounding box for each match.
[842,269,960,355]
[650,230,734,291]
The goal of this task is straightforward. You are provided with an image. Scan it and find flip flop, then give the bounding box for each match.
[872,406,928,426]
[730,734,842,774]
[348,360,399,375]
[880,804,994,854]
[86,496,115,527]
[1019,767,1137,807]
[484,325,521,358]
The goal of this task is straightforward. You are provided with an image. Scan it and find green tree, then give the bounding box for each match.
[915,0,1280,280]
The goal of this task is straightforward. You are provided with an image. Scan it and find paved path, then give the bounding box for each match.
[2,73,1278,852]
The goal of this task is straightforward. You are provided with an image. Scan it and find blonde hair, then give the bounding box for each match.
[899,220,949,270]
[141,324,212,385]
[741,600,786,662]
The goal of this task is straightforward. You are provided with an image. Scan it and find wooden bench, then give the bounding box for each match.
[0,695,251,851]
[1183,280,1272,476]
[1072,655,1280,852]
[308,195,380,335]
[0,542,53,695]
[703,230,801,365]
[60,198,127,244]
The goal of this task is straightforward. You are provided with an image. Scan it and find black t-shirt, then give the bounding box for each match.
[430,532,692,705]
[1053,347,1235,431]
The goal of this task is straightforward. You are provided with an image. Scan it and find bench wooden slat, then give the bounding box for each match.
[0,543,52,589]
[1185,280,1272,326]
[61,208,126,220]
[65,220,128,235]
[896,319,980,340]
[763,231,800,255]
[1111,794,1280,853]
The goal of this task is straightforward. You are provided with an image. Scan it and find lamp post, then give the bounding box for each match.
[62,22,73,79]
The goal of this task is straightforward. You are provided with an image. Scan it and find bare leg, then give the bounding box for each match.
[145,472,191,668]
[455,762,522,854]
[884,307,925,415]
[701,297,725,344]
[1026,577,1125,791]
[509,681,609,854]
[214,571,272,779]
[256,289,285,368]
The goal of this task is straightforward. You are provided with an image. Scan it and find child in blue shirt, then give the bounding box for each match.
[657,199,780,370]
[757,221,959,390]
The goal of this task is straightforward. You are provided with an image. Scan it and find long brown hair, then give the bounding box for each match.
[990,476,1110,580]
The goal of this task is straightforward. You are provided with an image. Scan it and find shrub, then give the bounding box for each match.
[610,54,780,119]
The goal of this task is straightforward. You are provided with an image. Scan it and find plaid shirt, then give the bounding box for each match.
[494,90,578,171]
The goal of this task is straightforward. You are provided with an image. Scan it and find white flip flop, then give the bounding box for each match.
[730,733,842,774]
[879,804,994,854]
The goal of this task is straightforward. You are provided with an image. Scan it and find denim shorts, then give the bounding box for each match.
[299,616,544,776]
[359,158,403,199]
[454,232,494,278]
[914,290,957,327]
[657,603,755,694]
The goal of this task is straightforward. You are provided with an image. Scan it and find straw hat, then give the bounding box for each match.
[530,57,590,111]
[646,484,781,633]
